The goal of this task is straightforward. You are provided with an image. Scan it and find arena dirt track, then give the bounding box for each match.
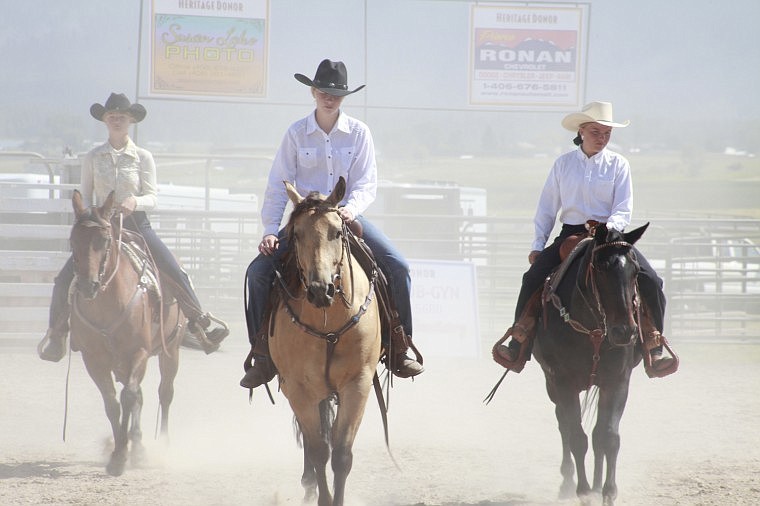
[1,340,758,505]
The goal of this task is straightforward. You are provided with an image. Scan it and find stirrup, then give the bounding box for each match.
[391,353,424,378]
[491,327,528,373]
[642,331,679,378]
[240,357,277,389]
[37,329,68,363]
[191,313,229,354]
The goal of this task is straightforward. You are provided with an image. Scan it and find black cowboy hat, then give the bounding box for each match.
[294,59,365,97]
[90,93,147,123]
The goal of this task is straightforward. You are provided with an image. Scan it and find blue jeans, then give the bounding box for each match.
[245,215,412,345]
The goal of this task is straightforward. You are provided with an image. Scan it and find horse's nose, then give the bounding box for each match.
[77,279,100,299]
[307,282,334,308]
[608,324,637,347]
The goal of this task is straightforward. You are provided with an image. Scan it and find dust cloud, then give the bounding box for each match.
[1,338,758,505]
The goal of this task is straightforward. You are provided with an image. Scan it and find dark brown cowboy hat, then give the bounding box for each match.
[90,93,147,123]
[294,59,365,97]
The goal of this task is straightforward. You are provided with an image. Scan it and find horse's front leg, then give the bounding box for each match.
[301,449,317,503]
[124,348,150,468]
[80,352,124,476]
[331,379,372,506]
[554,387,591,500]
[593,379,632,506]
[558,431,576,499]
[290,398,331,506]
[157,324,182,441]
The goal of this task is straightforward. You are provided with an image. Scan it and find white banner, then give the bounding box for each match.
[469,2,590,108]
[409,259,480,358]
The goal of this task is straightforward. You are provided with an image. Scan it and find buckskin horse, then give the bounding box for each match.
[267,177,381,506]
[68,190,185,476]
[532,222,650,506]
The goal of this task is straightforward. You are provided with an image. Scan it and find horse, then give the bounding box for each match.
[68,189,186,476]
[267,177,382,506]
[532,222,649,506]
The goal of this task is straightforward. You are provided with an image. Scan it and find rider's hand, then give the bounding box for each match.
[337,207,354,223]
[528,250,541,265]
[118,196,137,216]
[258,234,279,256]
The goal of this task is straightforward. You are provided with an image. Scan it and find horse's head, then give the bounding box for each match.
[285,177,347,308]
[588,222,649,347]
[70,190,118,299]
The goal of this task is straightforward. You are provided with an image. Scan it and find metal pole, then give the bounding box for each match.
[133,0,146,144]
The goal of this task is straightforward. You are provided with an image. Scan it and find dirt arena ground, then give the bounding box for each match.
[1,338,758,505]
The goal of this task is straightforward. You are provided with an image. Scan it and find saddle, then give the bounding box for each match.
[119,229,163,299]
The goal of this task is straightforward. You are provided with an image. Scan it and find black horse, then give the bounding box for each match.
[533,222,649,506]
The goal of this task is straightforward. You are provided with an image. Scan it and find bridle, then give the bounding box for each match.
[278,213,376,343]
[73,212,124,295]
[71,211,149,342]
[547,239,641,386]
[275,210,377,386]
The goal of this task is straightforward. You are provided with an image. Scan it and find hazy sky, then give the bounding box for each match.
[1,0,758,154]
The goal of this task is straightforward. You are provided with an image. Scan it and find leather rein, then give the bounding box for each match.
[546,239,641,387]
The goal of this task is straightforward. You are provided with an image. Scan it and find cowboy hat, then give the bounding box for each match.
[90,93,147,123]
[294,59,365,97]
[561,101,629,131]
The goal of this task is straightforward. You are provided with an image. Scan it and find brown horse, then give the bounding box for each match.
[68,189,186,476]
[268,178,382,506]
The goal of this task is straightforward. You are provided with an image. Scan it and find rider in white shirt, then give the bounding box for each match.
[494,101,678,379]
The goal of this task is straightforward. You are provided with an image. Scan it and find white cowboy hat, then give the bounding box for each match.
[561,101,630,131]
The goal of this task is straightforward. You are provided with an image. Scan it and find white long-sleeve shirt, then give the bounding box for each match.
[80,138,158,211]
[531,146,632,252]
[260,110,377,237]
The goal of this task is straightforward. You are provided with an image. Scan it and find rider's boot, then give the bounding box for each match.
[169,274,229,354]
[493,290,541,373]
[388,321,424,378]
[37,283,71,363]
[188,312,230,354]
[38,326,69,362]
[240,331,278,389]
[640,306,679,378]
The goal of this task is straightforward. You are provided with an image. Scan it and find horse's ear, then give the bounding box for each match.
[101,191,116,220]
[72,189,87,218]
[594,222,609,242]
[624,222,649,246]
[284,180,304,206]
[326,176,346,206]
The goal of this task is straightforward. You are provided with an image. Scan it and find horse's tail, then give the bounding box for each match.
[581,385,600,433]
[319,394,337,447]
[292,393,337,450]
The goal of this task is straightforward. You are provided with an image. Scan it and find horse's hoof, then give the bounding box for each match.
[106,459,126,476]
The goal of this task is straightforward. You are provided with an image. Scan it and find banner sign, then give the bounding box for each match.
[409,259,481,358]
[469,3,589,108]
[150,0,268,98]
